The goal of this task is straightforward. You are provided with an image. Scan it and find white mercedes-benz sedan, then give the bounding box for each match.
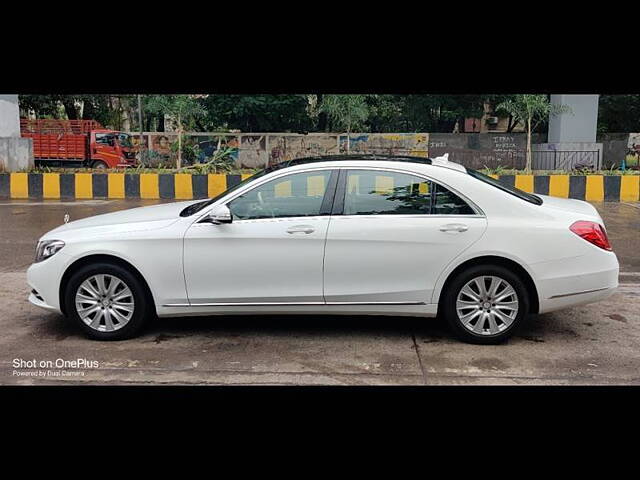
[27,155,619,343]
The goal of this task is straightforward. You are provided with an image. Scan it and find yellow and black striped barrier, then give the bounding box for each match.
[0,173,638,202]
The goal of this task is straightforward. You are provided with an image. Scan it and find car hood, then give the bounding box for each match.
[537,194,601,219]
[43,200,198,238]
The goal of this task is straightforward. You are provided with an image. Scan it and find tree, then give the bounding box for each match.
[146,95,206,168]
[496,95,571,172]
[598,95,640,133]
[199,95,313,132]
[319,95,370,152]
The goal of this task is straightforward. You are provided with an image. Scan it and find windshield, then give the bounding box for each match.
[118,133,133,148]
[467,168,543,205]
[179,169,269,217]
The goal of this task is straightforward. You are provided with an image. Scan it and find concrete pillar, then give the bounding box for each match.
[0,94,33,171]
[534,95,602,170]
[0,94,20,137]
[548,95,599,143]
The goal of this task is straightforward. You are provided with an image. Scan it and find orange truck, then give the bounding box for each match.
[20,119,137,169]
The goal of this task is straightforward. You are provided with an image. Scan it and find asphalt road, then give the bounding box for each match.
[1,199,639,385]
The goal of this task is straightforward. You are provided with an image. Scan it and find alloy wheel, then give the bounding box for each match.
[75,274,135,332]
[455,275,519,336]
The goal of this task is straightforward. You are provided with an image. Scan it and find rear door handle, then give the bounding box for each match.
[286,225,315,234]
[439,223,469,233]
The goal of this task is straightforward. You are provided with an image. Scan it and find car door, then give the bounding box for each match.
[323,168,487,305]
[183,169,337,305]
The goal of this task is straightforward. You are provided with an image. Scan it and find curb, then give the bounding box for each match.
[0,173,638,202]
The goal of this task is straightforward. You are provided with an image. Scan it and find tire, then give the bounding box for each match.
[64,262,150,340]
[441,264,529,345]
[92,160,108,169]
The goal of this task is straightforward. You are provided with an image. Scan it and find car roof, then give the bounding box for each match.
[264,153,466,173]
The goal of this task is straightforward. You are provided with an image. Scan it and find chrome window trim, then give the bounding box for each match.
[191,163,485,225]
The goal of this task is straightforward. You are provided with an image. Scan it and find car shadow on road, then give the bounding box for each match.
[150,314,452,340]
[35,310,556,345]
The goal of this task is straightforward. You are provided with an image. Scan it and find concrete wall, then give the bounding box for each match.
[129,132,430,169]
[0,137,33,171]
[428,133,545,169]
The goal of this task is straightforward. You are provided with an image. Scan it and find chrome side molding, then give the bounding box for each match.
[163,301,426,307]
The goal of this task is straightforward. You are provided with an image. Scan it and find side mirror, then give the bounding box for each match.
[201,205,232,225]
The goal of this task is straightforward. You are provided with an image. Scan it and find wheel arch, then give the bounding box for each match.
[436,255,540,314]
[59,254,157,316]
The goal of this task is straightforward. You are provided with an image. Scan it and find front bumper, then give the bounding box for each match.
[26,252,70,315]
[28,291,61,314]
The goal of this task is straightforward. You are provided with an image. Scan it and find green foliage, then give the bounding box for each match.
[496,95,571,172]
[179,146,238,174]
[482,164,509,176]
[598,95,640,133]
[199,95,313,132]
[146,95,206,167]
[145,95,206,130]
[18,94,136,129]
[496,95,570,131]
[319,95,370,133]
[138,149,168,168]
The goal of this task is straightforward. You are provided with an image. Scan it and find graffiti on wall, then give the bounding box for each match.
[339,133,429,157]
[131,132,470,168]
[239,136,268,168]
[268,135,340,166]
[626,133,640,168]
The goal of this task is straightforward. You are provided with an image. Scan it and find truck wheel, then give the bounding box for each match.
[92,161,108,169]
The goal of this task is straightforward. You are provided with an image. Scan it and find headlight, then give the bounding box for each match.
[35,240,65,263]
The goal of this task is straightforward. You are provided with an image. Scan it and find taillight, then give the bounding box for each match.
[569,221,612,251]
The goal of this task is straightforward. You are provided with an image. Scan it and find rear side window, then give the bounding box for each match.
[342,169,476,216]
[433,183,475,215]
[344,170,432,216]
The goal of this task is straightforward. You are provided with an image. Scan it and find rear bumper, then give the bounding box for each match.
[532,251,619,314]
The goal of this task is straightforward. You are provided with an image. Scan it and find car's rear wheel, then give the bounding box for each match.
[64,263,149,340]
[442,265,529,344]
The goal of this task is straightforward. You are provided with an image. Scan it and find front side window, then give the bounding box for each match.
[229,170,332,220]
[344,170,432,215]
[96,133,116,146]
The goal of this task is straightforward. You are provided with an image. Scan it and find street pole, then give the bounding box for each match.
[137,94,144,161]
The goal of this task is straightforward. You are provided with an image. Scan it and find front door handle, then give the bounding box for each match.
[439,223,469,233]
[286,225,315,234]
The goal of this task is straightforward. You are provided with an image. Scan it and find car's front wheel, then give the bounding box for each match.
[442,265,529,344]
[64,262,150,340]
